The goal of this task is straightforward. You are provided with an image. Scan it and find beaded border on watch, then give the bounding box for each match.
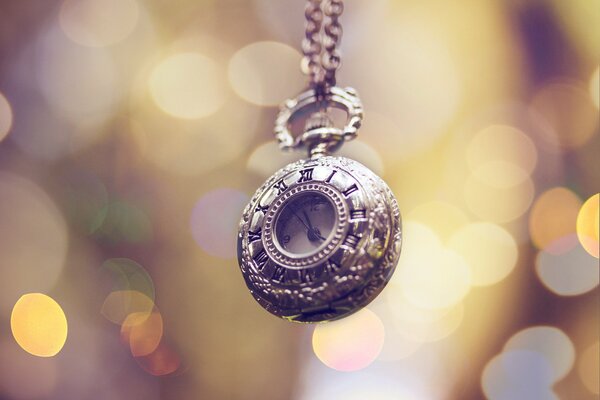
[262,181,348,269]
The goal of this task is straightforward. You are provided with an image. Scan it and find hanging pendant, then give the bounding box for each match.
[237,87,402,322]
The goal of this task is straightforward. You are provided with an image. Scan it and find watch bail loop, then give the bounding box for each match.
[274,86,363,158]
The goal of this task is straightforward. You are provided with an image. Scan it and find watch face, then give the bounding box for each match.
[274,192,336,256]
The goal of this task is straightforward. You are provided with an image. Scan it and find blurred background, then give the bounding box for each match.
[0,0,598,399]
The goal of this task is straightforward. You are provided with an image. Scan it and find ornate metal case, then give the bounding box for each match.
[237,156,402,322]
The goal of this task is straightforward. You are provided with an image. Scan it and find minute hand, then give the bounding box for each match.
[303,210,326,241]
[291,210,311,231]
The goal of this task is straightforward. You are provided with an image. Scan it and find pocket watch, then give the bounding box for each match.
[237,0,402,323]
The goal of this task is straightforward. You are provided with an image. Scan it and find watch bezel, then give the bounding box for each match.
[263,182,349,269]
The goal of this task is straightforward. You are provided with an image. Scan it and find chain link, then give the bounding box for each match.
[301,0,344,89]
[301,0,324,85]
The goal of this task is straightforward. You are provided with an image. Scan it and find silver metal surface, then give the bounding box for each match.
[274,86,363,156]
[302,0,343,88]
[237,156,402,323]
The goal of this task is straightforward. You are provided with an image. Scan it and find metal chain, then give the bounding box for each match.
[301,0,344,89]
[301,0,324,85]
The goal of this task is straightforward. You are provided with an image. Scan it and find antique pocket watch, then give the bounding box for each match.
[237,0,402,323]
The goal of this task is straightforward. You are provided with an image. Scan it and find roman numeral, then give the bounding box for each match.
[343,234,360,249]
[248,228,261,243]
[253,249,269,270]
[342,183,358,197]
[272,266,286,282]
[297,168,314,183]
[350,209,367,220]
[325,170,337,183]
[274,179,288,195]
[255,203,269,214]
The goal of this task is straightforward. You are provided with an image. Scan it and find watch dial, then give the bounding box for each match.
[274,192,336,256]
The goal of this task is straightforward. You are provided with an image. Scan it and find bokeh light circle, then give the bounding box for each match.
[576,193,599,258]
[471,161,530,189]
[190,188,250,259]
[135,341,181,376]
[353,19,462,157]
[481,350,557,400]
[358,112,411,164]
[132,97,257,176]
[121,310,163,357]
[578,341,600,394]
[95,200,153,243]
[36,25,121,127]
[0,91,12,142]
[467,124,538,177]
[0,173,69,316]
[530,83,598,150]
[228,41,304,106]
[150,52,227,119]
[590,67,599,109]
[464,172,534,223]
[312,308,385,371]
[396,222,471,310]
[448,222,518,286]
[406,201,469,241]
[392,301,464,343]
[101,290,155,325]
[10,293,68,357]
[503,326,575,381]
[59,0,139,47]
[377,329,422,361]
[535,235,599,296]
[103,258,155,301]
[246,141,301,179]
[529,187,581,251]
[400,248,471,310]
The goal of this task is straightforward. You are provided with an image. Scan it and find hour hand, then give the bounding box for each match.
[312,228,326,241]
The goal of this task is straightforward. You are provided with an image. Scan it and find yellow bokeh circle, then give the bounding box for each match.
[448,222,518,286]
[590,67,599,109]
[150,52,227,119]
[579,341,600,394]
[10,293,68,357]
[529,187,581,252]
[467,125,538,177]
[397,222,471,310]
[576,193,599,258]
[228,41,304,106]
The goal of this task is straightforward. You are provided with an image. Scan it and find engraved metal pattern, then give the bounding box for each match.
[237,156,402,323]
[274,86,363,154]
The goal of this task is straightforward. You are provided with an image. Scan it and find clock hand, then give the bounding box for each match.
[291,209,311,232]
[302,210,315,230]
[303,210,326,241]
[314,229,326,241]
